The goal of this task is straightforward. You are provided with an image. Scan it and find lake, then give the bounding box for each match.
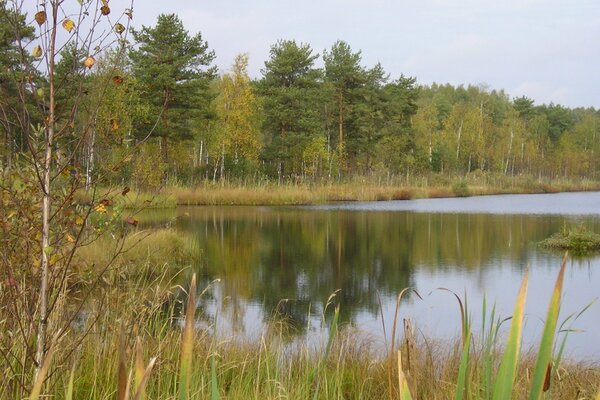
[155,191,600,359]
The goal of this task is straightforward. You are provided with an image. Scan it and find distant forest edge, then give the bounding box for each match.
[2,11,599,188]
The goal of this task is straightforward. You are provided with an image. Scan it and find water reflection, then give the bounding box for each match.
[140,194,600,358]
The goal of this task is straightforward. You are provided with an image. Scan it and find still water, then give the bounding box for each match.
[156,191,600,359]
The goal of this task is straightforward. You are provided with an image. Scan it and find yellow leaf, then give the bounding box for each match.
[32,45,43,58]
[114,23,125,35]
[66,234,76,243]
[100,5,110,15]
[84,55,96,69]
[62,19,75,33]
[111,118,119,131]
[75,216,84,226]
[94,203,107,213]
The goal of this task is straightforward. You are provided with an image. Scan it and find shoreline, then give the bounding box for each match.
[169,181,600,207]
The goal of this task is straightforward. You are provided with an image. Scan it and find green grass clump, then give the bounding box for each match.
[451,180,471,197]
[74,229,199,279]
[540,227,600,254]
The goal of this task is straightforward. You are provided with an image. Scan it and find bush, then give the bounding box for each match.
[452,180,471,197]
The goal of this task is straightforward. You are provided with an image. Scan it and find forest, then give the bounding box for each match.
[2,9,599,190]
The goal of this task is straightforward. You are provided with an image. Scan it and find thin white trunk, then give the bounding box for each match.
[36,0,58,379]
[456,118,463,160]
[85,125,96,191]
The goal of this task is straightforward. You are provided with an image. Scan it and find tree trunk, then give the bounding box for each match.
[220,143,225,182]
[338,93,344,146]
[36,1,58,378]
[85,120,96,191]
[456,118,463,160]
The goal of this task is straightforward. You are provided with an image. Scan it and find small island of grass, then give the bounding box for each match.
[540,227,600,254]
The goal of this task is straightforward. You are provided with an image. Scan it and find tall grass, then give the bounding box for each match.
[12,253,600,399]
[170,176,600,206]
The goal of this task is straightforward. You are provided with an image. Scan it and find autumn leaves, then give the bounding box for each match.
[31,0,132,71]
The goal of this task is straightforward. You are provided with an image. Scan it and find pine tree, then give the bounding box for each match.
[129,13,216,166]
[258,40,322,180]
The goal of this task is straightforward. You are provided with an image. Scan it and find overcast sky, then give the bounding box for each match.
[54,1,600,108]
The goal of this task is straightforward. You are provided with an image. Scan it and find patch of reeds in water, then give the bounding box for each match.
[541,226,600,254]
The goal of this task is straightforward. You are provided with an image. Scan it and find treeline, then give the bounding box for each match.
[1,10,599,188]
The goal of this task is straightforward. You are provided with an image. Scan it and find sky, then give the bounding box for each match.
[28,0,600,108]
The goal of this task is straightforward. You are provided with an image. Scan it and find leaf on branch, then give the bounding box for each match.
[121,186,130,196]
[101,0,109,6]
[66,234,76,243]
[62,19,75,33]
[126,217,138,227]
[114,23,125,34]
[110,118,119,131]
[35,11,47,25]
[100,5,110,16]
[84,55,96,69]
[112,75,124,85]
[94,203,107,213]
[36,88,44,98]
[32,45,43,58]
[75,216,84,226]
[125,9,133,19]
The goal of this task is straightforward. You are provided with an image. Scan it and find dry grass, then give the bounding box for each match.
[167,175,600,206]
[73,229,199,279]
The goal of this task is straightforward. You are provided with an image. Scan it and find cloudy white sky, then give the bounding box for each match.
[60,1,600,108]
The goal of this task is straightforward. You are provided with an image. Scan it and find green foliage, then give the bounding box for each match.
[214,54,261,179]
[129,13,216,171]
[540,226,600,254]
[258,39,323,178]
[452,180,470,197]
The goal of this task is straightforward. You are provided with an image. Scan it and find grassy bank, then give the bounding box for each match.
[77,175,600,208]
[74,229,200,280]
[41,312,600,400]
[171,175,600,206]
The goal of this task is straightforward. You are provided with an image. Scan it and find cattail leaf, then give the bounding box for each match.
[492,271,528,400]
[529,256,567,400]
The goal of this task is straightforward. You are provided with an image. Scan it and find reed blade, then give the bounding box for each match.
[492,271,529,400]
[311,305,340,400]
[65,363,75,400]
[179,273,197,400]
[133,357,157,400]
[455,331,471,400]
[117,322,128,400]
[398,350,413,400]
[135,337,146,400]
[528,256,566,399]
